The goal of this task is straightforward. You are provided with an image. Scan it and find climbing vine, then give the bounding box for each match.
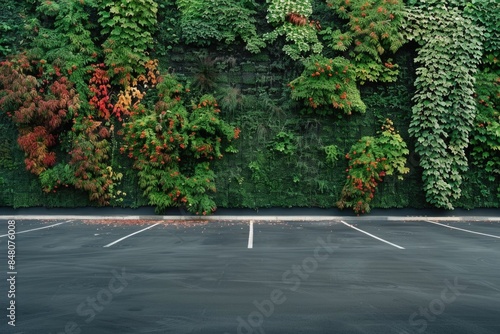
[404,1,483,209]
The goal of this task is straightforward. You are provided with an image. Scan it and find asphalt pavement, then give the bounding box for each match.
[1,218,500,334]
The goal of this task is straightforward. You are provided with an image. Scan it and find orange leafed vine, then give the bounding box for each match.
[113,59,159,121]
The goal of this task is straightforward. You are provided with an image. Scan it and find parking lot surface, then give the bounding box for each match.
[1,217,500,334]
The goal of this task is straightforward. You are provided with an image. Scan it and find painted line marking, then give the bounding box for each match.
[248,220,254,249]
[0,220,74,237]
[425,220,500,239]
[103,223,162,248]
[341,220,405,249]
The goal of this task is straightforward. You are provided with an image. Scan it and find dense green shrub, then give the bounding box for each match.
[337,119,409,214]
[121,73,239,214]
[289,55,365,115]
[465,0,500,198]
[322,0,405,84]
[264,0,323,60]
[177,0,264,53]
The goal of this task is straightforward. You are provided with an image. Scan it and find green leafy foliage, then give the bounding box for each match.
[464,0,500,62]
[1,0,499,212]
[39,163,75,193]
[266,0,313,24]
[121,74,238,214]
[176,0,264,53]
[469,66,500,192]
[268,131,297,155]
[98,0,158,79]
[464,0,500,197]
[0,1,32,57]
[154,1,181,56]
[405,2,484,209]
[0,22,14,57]
[322,0,405,84]
[289,55,365,115]
[324,144,341,166]
[264,0,322,60]
[337,119,409,214]
[28,0,99,101]
[30,106,116,207]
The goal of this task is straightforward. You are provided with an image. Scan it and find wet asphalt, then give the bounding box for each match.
[1,218,500,334]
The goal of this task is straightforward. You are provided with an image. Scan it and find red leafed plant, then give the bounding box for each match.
[88,61,156,122]
[0,54,79,175]
[17,127,57,174]
[88,63,114,120]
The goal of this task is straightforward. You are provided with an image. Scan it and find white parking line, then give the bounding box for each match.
[103,223,162,248]
[248,220,254,249]
[0,220,74,237]
[425,220,500,239]
[341,221,405,249]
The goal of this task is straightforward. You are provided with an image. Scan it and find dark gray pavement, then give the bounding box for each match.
[1,218,500,334]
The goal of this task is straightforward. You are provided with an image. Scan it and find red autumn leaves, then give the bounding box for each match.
[0,56,78,175]
[89,64,113,120]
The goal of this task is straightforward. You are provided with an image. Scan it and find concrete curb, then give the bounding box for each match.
[1,215,499,222]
